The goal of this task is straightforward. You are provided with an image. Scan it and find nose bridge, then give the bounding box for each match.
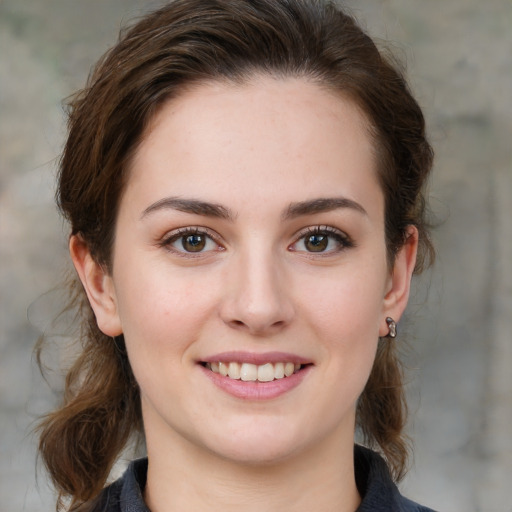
[221,241,293,334]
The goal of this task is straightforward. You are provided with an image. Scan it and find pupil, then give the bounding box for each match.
[183,234,206,252]
[306,234,328,252]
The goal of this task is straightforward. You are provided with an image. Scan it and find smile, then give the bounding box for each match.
[204,361,302,382]
[199,352,313,399]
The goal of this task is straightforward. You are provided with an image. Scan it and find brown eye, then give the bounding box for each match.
[290,227,353,255]
[304,234,328,252]
[163,228,220,255]
[182,234,206,252]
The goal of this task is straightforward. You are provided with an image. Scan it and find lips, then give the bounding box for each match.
[205,361,302,382]
[199,352,312,400]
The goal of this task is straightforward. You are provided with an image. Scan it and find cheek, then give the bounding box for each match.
[296,263,385,390]
[297,266,386,338]
[112,261,220,361]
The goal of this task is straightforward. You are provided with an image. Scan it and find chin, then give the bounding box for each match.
[213,441,300,467]
[200,421,310,466]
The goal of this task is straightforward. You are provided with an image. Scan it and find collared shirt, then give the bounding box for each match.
[90,445,437,512]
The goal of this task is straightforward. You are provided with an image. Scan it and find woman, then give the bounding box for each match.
[37,0,436,511]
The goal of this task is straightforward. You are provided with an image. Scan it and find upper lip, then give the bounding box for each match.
[200,351,312,365]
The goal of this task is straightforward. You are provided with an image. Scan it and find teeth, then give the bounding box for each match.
[284,362,295,377]
[228,362,241,379]
[240,363,258,381]
[257,363,274,382]
[274,362,285,379]
[219,362,228,377]
[206,361,303,382]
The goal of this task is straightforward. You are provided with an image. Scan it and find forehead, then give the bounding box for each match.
[125,76,381,216]
[141,76,374,152]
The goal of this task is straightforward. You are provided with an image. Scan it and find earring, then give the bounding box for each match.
[386,317,397,338]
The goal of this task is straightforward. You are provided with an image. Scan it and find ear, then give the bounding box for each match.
[379,226,419,337]
[69,235,123,337]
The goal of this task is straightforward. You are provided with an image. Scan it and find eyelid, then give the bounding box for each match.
[159,226,225,255]
[157,224,353,256]
[289,225,354,253]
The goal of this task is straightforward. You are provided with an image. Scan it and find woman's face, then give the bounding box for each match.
[77,77,416,465]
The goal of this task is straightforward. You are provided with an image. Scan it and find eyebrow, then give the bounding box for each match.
[141,196,367,221]
[141,197,235,221]
[283,197,368,219]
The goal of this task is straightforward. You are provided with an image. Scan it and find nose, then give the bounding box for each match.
[219,250,295,336]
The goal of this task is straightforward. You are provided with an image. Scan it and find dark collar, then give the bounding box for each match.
[354,445,423,512]
[94,446,435,512]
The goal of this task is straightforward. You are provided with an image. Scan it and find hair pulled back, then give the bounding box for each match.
[38,1,434,509]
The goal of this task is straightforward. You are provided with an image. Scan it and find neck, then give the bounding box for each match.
[143,423,360,512]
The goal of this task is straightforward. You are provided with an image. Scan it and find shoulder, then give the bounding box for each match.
[89,458,149,512]
[400,496,438,512]
[354,445,438,512]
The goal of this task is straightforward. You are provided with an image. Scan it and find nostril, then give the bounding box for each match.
[228,318,287,333]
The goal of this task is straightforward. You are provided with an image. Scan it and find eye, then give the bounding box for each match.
[161,227,221,254]
[290,226,353,254]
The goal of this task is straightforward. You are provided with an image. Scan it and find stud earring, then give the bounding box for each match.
[386,317,397,338]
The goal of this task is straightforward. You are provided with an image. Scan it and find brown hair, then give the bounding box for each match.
[37,0,434,509]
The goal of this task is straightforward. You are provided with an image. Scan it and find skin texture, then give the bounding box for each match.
[70,77,418,512]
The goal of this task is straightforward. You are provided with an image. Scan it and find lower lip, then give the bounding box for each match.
[199,365,312,400]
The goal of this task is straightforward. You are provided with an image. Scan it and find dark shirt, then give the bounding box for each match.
[91,445,437,512]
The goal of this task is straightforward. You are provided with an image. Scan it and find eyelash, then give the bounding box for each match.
[158,225,354,257]
[290,225,354,255]
[159,226,224,256]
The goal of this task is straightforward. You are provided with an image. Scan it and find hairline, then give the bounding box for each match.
[108,73,392,271]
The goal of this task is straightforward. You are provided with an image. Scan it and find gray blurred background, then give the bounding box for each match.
[1,1,511,511]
